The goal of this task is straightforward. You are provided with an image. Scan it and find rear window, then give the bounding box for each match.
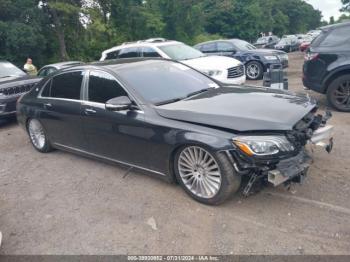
[198,43,216,52]
[318,26,350,47]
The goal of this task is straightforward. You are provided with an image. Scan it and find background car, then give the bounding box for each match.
[17,58,332,205]
[37,61,84,77]
[254,35,280,49]
[303,22,350,112]
[0,60,40,118]
[194,39,288,80]
[275,36,299,52]
[100,38,246,85]
[307,29,322,39]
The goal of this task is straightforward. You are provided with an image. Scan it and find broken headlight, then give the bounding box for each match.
[233,136,295,156]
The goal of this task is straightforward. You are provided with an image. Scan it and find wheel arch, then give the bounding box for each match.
[323,67,350,93]
[168,137,232,183]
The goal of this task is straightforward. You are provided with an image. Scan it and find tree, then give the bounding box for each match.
[329,16,335,24]
[342,0,350,11]
[40,0,83,61]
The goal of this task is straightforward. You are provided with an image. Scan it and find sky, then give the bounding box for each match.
[305,0,343,22]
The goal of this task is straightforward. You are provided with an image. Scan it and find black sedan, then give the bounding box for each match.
[194,39,288,80]
[17,58,334,205]
[0,60,41,119]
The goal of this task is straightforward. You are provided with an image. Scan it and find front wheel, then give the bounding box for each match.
[246,61,263,80]
[27,118,53,153]
[174,145,241,205]
[327,75,350,112]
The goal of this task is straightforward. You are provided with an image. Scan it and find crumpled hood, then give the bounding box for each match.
[182,55,242,70]
[155,87,316,132]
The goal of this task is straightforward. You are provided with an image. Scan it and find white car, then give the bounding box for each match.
[100,38,246,85]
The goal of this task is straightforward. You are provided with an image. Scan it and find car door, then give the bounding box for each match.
[38,70,87,149]
[81,70,152,168]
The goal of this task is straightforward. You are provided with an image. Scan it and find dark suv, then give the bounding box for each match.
[303,22,350,112]
[194,39,288,80]
[0,61,40,118]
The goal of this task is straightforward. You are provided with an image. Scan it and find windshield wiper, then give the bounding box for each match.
[155,97,185,106]
[185,87,213,98]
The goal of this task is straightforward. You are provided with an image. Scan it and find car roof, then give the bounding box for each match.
[54,58,175,73]
[41,61,84,69]
[102,40,182,54]
[320,21,350,30]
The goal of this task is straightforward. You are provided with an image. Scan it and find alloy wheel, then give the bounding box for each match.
[246,64,260,79]
[28,119,46,150]
[333,80,350,110]
[178,146,222,199]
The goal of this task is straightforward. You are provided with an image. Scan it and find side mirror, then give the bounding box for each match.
[105,96,132,111]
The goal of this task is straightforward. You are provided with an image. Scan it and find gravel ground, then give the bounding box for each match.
[0,52,349,255]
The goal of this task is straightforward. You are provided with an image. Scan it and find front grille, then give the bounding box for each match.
[0,83,35,96]
[227,65,244,78]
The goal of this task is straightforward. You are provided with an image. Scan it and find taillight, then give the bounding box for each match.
[304,52,319,61]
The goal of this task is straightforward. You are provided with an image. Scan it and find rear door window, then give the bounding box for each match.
[88,71,128,103]
[118,47,140,58]
[217,42,234,52]
[50,71,83,100]
[199,42,217,53]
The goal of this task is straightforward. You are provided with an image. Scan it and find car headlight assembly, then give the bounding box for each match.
[232,136,295,156]
[264,55,278,60]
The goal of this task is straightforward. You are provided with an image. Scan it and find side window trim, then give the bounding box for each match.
[38,78,52,98]
[38,70,86,102]
[84,69,143,111]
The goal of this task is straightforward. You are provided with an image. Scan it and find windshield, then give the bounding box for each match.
[0,62,26,78]
[158,44,205,61]
[117,60,217,105]
[256,37,268,44]
[231,40,256,51]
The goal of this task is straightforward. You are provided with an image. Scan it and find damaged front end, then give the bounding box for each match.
[228,109,334,196]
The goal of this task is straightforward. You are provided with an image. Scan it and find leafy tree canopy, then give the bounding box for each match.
[0,0,327,67]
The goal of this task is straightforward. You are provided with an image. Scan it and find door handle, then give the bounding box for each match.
[44,103,52,109]
[84,108,97,115]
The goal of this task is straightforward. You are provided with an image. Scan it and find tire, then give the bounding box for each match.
[174,145,241,205]
[27,118,53,153]
[246,61,263,80]
[326,75,350,112]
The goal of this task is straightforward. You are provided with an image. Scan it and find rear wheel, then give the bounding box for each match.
[327,75,350,112]
[246,61,263,80]
[27,118,53,153]
[174,145,241,205]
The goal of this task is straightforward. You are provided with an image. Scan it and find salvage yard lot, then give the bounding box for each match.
[0,52,350,255]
